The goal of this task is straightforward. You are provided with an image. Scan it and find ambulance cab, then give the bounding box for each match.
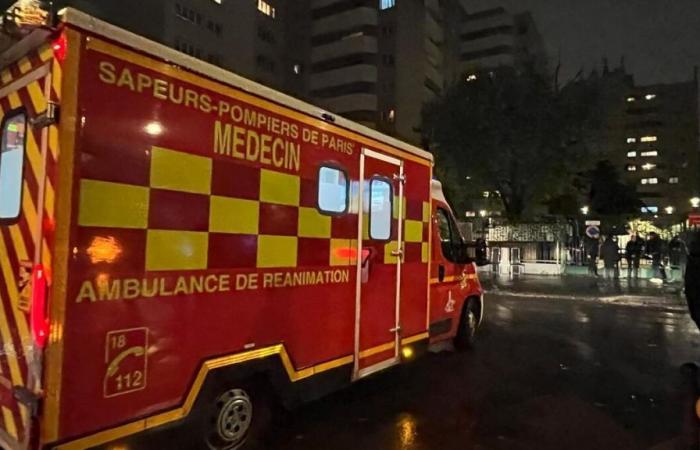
[428,180,484,349]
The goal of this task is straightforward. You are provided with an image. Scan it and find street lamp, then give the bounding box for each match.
[580,206,589,216]
[691,197,700,209]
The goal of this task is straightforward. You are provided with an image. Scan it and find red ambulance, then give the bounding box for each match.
[0,6,483,449]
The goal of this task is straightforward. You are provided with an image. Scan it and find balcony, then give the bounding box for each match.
[318,93,378,114]
[425,12,444,45]
[311,0,349,9]
[313,7,377,36]
[310,64,378,91]
[312,35,378,64]
[462,14,513,35]
[425,63,443,90]
[459,53,515,72]
[461,33,514,54]
[424,38,443,66]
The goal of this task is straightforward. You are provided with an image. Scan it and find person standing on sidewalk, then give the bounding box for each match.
[585,235,600,277]
[647,232,667,281]
[670,235,688,280]
[601,235,619,280]
[682,232,700,448]
[625,234,642,278]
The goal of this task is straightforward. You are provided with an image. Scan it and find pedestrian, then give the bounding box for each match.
[647,232,667,281]
[682,232,700,448]
[601,235,619,280]
[669,235,688,280]
[475,237,488,265]
[625,234,642,278]
[585,235,600,277]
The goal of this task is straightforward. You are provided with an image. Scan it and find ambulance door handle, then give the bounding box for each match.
[389,326,401,333]
[391,249,403,257]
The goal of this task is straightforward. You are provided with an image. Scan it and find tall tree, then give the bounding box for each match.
[422,66,603,220]
[586,160,642,215]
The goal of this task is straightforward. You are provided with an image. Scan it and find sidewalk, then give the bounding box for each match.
[480,273,687,311]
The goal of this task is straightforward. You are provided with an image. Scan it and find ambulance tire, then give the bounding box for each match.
[204,381,274,450]
[454,299,479,350]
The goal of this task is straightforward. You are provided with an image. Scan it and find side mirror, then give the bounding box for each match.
[455,243,474,265]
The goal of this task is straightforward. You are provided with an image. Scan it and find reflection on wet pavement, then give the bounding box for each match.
[268,293,699,450]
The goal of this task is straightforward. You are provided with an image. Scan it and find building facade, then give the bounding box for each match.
[306,0,466,144]
[59,0,294,92]
[589,62,700,222]
[459,7,547,78]
[48,1,548,149]
[620,72,700,219]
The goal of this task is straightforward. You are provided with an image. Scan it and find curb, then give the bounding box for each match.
[485,289,688,312]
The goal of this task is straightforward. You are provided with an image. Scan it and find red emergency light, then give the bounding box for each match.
[51,32,67,63]
[30,264,49,349]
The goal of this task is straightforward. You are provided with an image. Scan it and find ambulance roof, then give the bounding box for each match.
[431,179,448,204]
[59,8,434,164]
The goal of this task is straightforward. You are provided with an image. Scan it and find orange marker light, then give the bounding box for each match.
[87,236,123,264]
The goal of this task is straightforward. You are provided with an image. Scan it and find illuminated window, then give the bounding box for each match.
[626,96,636,102]
[626,165,637,172]
[641,206,658,213]
[293,64,302,75]
[0,113,26,221]
[257,0,275,18]
[641,163,656,171]
[669,177,679,184]
[640,150,658,157]
[627,151,637,158]
[380,0,396,9]
[466,74,477,82]
[645,94,656,100]
[482,191,490,198]
[387,109,395,123]
[626,137,636,144]
[641,178,658,185]
[369,177,392,240]
[318,166,348,214]
[640,136,657,143]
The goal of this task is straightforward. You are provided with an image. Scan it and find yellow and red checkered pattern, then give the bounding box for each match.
[78,146,430,272]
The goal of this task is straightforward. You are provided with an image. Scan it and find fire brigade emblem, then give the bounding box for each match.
[445,290,456,313]
[17,261,33,312]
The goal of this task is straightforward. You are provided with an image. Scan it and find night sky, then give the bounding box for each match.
[466,0,700,86]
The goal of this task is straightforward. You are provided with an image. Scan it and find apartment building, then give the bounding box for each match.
[459,7,547,78]
[620,72,700,219]
[41,1,549,148]
[58,0,292,92]
[307,0,465,144]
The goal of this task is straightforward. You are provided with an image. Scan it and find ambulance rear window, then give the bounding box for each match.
[369,177,392,240]
[0,112,27,222]
[318,166,348,214]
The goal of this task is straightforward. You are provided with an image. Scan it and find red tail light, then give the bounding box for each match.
[51,32,67,63]
[30,265,49,349]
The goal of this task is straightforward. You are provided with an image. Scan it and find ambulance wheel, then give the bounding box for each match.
[454,299,479,350]
[205,385,271,450]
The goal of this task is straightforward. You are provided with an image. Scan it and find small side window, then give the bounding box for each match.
[369,177,392,240]
[318,165,348,214]
[436,208,463,262]
[0,112,27,222]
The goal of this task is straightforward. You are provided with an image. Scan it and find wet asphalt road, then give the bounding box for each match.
[268,293,700,450]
